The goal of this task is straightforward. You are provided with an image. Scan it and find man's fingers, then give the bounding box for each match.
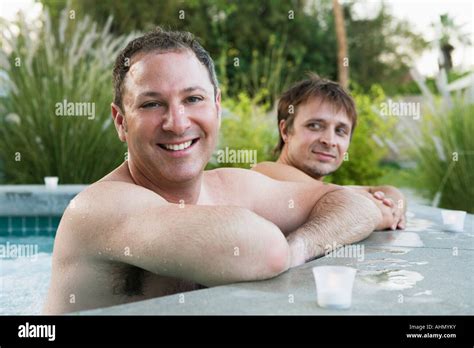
[397,214,407,229]
[373,191,385,200]
[390,205,402,230]
[382,198,394,207]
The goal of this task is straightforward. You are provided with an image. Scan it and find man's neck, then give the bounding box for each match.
[126,160,203,204]
[276,150,291,167]
[277,147,324,182]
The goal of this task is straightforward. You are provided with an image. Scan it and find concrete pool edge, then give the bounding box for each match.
[0,185,87,216]
[74,203,474,316]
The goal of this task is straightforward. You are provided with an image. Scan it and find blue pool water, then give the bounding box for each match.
[0,236,54,314]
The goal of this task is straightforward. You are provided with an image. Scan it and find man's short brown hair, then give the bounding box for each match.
[113,27,219,111]
[276,73,357,153]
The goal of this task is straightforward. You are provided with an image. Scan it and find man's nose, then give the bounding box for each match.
[162,104,191,135]
[319,128,336,147]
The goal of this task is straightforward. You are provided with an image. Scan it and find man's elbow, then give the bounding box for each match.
[265,234,290,277]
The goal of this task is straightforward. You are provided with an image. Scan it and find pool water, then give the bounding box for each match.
[0,236,54,315]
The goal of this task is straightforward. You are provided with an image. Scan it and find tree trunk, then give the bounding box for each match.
[333,0,349,89]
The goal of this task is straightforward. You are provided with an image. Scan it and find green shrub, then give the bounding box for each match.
[206,91,278,170]
[407,100,474,213]
[0,9,134,184]
[400,67,474,213]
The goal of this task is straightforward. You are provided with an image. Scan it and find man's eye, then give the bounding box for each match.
[142,102,161,109]
[336,128,347,135]
[308,123,321,130]
[186,96,203,104]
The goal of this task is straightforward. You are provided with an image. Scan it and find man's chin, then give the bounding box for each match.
[304,164,338,179]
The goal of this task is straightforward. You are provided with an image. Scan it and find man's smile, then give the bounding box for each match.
[157,138,200,155]
[312,150,336,161]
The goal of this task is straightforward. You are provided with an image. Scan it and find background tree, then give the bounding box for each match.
[332,0,349,89]
[39,0,428,100]
[433,13,472,72]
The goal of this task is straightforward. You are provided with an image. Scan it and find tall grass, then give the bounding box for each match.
[0,8,134,184]
[405,68,474,213]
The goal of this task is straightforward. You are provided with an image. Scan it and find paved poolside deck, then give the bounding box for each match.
[78,203,474,315]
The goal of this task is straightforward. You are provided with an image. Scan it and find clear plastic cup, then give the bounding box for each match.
[44,176,59,189]
[441,209,466,232]
[312,266,357,309]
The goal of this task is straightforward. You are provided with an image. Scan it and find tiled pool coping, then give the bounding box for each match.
[0,185,87,236]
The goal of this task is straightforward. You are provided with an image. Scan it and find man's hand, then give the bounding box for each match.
[351,186,406,230]
[372,190,406,230]
[372,194,401,230]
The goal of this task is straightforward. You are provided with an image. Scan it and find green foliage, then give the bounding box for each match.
[39,0,428,100]
[407,101,474,213]
[324,85,396,185]
[345,2,428,95]
[0,9,133,183]
[206,92,278,170]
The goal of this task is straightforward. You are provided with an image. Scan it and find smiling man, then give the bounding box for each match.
[253,75,406,230]
[44,29,396,314]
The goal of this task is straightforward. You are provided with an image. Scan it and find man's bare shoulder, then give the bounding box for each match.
[252,161,315,183]
[207,166,276,186]
[76,161,166,212]
[56,174,167,256]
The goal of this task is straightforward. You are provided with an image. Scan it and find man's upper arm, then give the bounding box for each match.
[229,169,340,235]
[61,181,289,287]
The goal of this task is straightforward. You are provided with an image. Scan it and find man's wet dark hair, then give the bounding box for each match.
[113,27,219,111]
[276,73,357,153]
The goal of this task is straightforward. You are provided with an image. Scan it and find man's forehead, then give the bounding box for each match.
[124,50,213,97]
[296,97,351,125]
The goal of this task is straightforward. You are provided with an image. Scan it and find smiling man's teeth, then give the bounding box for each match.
[163,140,193,151]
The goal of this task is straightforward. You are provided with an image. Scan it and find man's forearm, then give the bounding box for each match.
[286,188,381,267]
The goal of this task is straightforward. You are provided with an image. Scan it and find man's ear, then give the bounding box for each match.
[279,119,289,143]
[111,103,127,143]
[215,89,222,129]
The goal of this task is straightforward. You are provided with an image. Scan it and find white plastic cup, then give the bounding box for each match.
[441,209,466,232]
[312,266,357,309]
[44,176,59,189]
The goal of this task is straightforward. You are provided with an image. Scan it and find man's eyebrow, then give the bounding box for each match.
[336,121,350,128]
[137,91,162,99]
[137,87,208,99]
[182,86,208,94]
[305,118,326,123]
[305,118,350,128]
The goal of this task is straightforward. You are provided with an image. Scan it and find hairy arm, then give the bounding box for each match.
[61,181,290,287]
[285,188,381,267]
[252,161,402,230]
[220,169,383,267]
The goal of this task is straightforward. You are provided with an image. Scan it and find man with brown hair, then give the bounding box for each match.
[253,74,406,230]
[44,29,397,314]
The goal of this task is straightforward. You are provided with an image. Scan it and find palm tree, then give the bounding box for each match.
[434,13,471,72]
